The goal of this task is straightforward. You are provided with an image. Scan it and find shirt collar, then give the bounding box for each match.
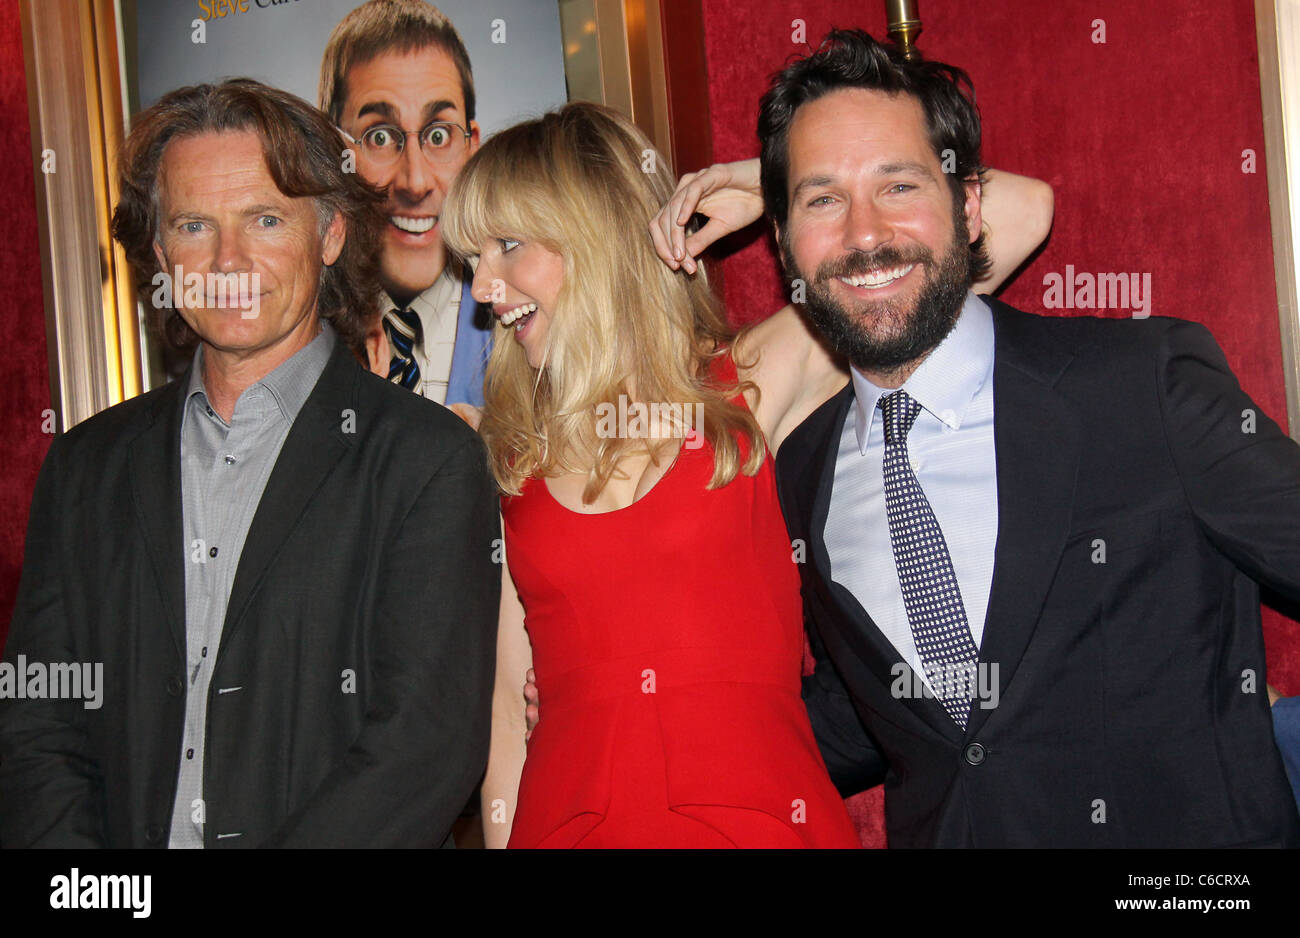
[185,320,336,426]
[382,263,461,323]
[850,291,995,454]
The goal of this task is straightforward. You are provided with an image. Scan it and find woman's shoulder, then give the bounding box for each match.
[733,306,828,396]
[734,304,807,360]
[728,306,846,443]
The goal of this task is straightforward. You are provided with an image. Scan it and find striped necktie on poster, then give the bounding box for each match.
[384,307,423,391]
[878,388,980,729]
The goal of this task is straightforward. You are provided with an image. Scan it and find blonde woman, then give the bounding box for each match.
[443,102,1050,848]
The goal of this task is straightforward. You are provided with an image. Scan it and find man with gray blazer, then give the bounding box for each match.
[0,79,499,848]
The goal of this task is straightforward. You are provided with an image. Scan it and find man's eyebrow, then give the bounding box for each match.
[792,162,939,200]
[163,203,288,226]
[165,210,210,226]
[355,99,459,126]
[792,174,835,199]
[421,99,459,124]
[877,160,937,179]
[355,101,399,122]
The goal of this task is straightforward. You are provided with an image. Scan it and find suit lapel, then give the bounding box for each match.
[966,301,1082,738]
[128,378,188,660]
[219,343,357,648]
[803,382,851,591]
[776,380,850,552]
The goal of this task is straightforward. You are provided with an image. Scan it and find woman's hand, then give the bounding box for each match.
[524,668,539,741]
[649,158,764,274]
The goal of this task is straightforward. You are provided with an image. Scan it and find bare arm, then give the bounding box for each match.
[976,168,1054,293]
[690,161,1053,457]
[479,548,533,848]
[650,159,1054,294]
[735,309,848,458]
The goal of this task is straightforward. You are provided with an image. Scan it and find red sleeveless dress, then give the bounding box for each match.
[503,355,860,848]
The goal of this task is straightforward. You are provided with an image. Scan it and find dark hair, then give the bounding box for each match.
[758,29,990,281]
[318,0,475,125]
[111,78,386,353]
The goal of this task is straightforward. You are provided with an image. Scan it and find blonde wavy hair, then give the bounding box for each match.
[441,102,764,501]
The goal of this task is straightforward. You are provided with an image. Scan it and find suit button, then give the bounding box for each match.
[964,742,987,765]
[145,824,163,844]
[166,676,184,696]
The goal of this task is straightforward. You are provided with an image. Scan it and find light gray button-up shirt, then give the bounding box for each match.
[824,292,999,691]
[168,322,335,848]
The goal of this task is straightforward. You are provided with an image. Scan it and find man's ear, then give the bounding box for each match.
[467,120,481,158]
[322,210,346,266]
[962,175,983,246]
[152,239,167,272]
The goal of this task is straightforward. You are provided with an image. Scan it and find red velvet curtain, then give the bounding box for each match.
[0,0,51,649]
[697,0,1298,846]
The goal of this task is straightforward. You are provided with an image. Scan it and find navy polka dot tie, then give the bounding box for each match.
[384,307,423,391]
[878,389,980,729]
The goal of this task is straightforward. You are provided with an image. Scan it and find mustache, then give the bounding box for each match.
[814,245,933,282]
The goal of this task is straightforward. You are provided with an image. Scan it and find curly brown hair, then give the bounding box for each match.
[111,78,386,354]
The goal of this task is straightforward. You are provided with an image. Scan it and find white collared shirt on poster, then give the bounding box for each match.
[382,264,462,405]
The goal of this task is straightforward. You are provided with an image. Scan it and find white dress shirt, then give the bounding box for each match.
[823,292,999,691]
[383,265,462,404]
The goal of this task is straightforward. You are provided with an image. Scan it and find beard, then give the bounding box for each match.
[780,201,972,375]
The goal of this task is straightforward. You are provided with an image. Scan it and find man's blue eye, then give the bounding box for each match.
[258,216,280,228]
[182,222,203,234]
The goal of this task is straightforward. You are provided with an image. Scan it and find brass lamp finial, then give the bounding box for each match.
[885,0,922,60]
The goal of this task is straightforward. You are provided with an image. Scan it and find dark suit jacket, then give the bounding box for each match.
[0,340,500,847]
[780,297,1300,847]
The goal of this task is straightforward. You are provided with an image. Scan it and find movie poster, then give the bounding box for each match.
[126,0,570,138]
[119,0,577,380]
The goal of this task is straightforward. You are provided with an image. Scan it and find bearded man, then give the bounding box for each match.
[764,30,1300,847]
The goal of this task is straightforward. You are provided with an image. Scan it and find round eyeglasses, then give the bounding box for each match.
[339,121,472,166]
